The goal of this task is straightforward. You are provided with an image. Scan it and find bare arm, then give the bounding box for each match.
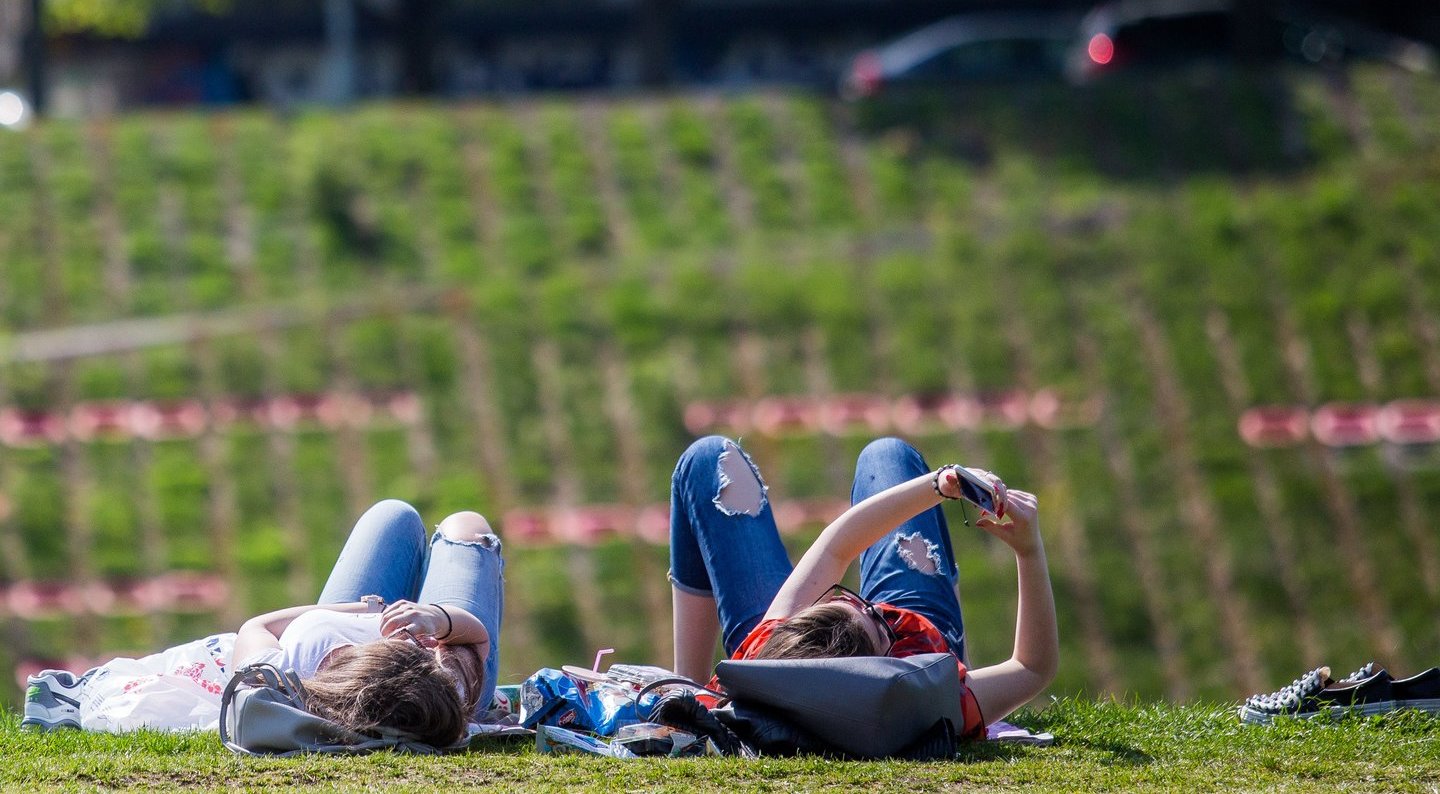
[232,601,374,664]
[673,588,722,682]
[231,599,490,665]
[764,467,996,621]
[962,490,1060,724]
[379,599,489,652]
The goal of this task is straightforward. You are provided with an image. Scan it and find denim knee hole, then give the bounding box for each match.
[434,532,502,551]
[713,440,767,517]
[896,532,944,575]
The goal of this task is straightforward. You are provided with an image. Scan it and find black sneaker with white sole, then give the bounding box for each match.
[1239,663,1390,724]
[21,670,84,731]
[1390,667,1440,714]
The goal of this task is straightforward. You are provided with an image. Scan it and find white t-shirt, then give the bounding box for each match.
[244,610,384,678]
[80,610,389,733]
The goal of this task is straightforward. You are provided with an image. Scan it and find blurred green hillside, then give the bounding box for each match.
[1,65,1438,705]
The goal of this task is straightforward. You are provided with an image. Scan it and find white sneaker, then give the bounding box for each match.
[21,670,83,731]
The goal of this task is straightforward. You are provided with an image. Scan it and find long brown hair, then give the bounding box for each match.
[436,642,486,717]
[754,602,880,661]
[304,639,466,747]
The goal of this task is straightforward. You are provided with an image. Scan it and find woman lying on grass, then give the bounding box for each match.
[669,436,1058,739]
[22,500,504,748]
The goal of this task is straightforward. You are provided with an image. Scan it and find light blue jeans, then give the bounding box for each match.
[668,436,966,658]
[317,499,504,715]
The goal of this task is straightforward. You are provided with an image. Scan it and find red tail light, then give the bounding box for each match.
[850,51,884,97]
[1088,33,1115,65]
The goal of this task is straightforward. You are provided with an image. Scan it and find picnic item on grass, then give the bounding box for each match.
[1240,662,1440,724]
[516,654,1054,760]
[220,662,460,755]
[534,722,723,758]
[712,652,964,758]
[519,663,709,736]
[986,720,1055,746]
[535,724,638,758]
[73,633,236,732]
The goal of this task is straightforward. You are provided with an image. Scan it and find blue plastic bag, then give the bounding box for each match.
[518,668,662,736]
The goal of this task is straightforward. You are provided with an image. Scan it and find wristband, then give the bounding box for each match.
[434,604,454,641]
[932,465,962,500]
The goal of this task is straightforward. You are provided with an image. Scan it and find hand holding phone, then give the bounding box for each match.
[943,466,1006,518]
[975,489,1040,557]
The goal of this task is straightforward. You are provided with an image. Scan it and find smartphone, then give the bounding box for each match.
[953,467,1000,516]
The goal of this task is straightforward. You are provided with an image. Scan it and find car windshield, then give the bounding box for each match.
[879,15,1076,74]
[907,37,1070,79]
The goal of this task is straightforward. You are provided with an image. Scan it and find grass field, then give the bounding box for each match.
[1,62,1439,707]
[5,700,1440,791]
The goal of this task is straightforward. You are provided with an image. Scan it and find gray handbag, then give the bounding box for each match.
[713,652,964,758]
[219,663,446,756]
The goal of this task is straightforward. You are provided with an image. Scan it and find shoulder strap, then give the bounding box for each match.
[219,663,309,747]
[634,676,727,704]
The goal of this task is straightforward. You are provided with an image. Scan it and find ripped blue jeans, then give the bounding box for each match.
[668,436,966,657]
[317,499,504,714]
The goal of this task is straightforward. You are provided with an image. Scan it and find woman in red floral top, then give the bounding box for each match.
[668,436,1058,739]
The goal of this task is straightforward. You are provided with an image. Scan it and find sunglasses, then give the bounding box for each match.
[815,584,898,655]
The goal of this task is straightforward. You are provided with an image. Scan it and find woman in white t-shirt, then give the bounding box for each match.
[24,500,504,747]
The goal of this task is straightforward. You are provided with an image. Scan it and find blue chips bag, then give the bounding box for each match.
[518,668,665,736]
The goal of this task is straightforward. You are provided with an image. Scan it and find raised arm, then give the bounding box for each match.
[764,466,1001,621]
[232,599,489,665]
[962,490,1059,724]
[232,601,373,664]
[379,599,489,651]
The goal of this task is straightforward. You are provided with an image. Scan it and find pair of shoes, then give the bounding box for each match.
[1240,662,1440,724]
[21,670,83,731]
[1386,667,1440,712]
[1240,664,1356,724]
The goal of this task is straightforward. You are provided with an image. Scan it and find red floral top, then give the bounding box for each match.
[710,603,986,740]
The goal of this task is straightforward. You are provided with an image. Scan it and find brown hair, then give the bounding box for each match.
[304,639,466,747]
[436,642,487,717]
[753,602,880,661]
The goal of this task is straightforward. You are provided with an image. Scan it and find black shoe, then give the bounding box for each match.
[1391,667,1440,714]
[1239,663,1390,724]
[1313,664,1396,716]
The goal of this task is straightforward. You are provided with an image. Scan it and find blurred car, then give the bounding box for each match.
[1069,0,1435,81]
[840,12,1082,99]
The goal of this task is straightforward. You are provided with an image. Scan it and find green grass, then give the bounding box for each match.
[4,700,1440,791]
[2,64,1440,707]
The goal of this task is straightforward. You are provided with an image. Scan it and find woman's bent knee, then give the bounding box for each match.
[857,437,924,469]
[677,435,734,470]
[437,511,495,543]
[354,499,426,547]
[365,498,423,522]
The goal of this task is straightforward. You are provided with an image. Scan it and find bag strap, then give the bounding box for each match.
[219,663,310,747]
[633,676,729,705]
[218,666,256,747]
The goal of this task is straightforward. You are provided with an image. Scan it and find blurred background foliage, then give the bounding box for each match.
[0,50,1439,709]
